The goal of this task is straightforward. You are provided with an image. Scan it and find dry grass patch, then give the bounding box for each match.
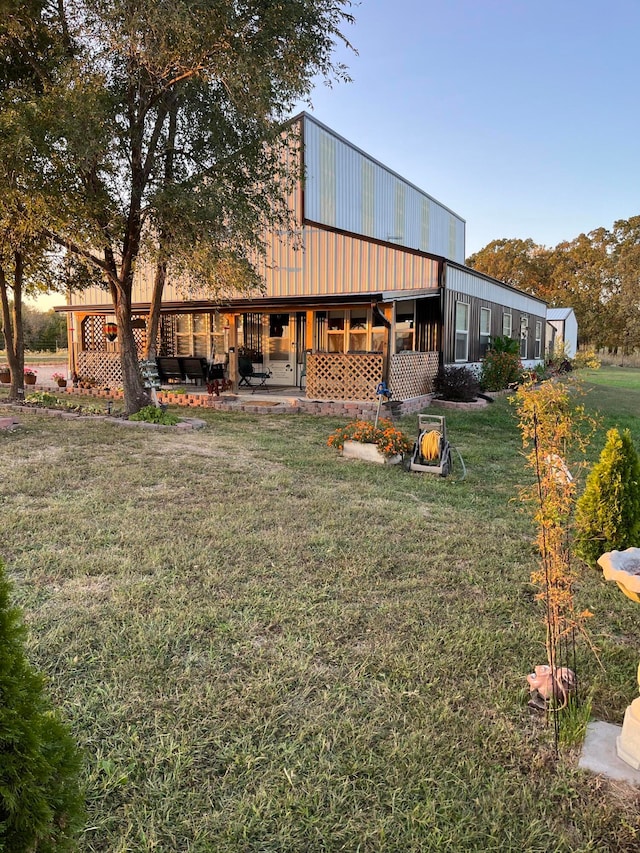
[1,402,640,851]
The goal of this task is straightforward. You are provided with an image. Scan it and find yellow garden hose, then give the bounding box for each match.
[420,430,441,462]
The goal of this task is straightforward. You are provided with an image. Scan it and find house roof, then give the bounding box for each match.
[547,307,575,321]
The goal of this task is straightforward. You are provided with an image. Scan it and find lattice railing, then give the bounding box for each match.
[77,352,122,386]
[389,351,439,399]
[306,353,383,401]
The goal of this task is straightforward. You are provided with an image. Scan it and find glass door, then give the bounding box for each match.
[265,313,295,384]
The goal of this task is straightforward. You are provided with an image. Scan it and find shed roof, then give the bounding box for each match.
[547,307,575,321]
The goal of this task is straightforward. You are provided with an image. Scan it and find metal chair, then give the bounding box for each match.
[238,356,271,392]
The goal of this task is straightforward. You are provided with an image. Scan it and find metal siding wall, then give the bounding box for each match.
[362,159,375,236]
[302,115,465,261]
[446,266,546,316]
[445,288,546,364]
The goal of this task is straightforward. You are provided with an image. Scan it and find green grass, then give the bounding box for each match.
[1,388,640,851]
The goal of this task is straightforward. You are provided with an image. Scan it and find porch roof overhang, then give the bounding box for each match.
[56,288,441,315]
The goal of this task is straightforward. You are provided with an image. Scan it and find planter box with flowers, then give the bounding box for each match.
[24,368,37,385]
[328,418,412,465]
[52,372,67,389]
[0,366,10,384]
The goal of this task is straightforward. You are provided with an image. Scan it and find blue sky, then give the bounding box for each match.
[33,0,639,311]
[295,0,640,257]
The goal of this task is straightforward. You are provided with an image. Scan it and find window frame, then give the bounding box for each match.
[520,315,529,359]
[534,319,542,359]
[454,300,470,363]
[502,311,512,339]
[479,307,491,356]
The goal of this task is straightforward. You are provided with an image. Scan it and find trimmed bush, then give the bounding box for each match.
[0,559,84,850]
[434,365,480,402]
[574,428,640,567]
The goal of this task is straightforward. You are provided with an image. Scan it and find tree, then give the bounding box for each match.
[0,0,67,399]
[466,237,551,297]
[574,428,640,568]
[607,216,640,357]
[546,230,613,349]
[0,558,84,850]
[43,0,355,413]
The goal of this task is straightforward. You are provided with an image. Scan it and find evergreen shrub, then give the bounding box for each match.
[574,428,640,567]
[0,559,84,851]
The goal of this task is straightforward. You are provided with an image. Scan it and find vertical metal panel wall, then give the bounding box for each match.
[303,114,466,264]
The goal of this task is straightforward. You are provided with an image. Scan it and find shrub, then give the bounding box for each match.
[0,559,84,851]
[434,365,479,402]
[129,405,180,425]
[574,428,640,567]
[480,349,523,391]
[573,347,601,370]
[327,418,412,457]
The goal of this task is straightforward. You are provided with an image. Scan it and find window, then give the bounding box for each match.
[395,309,415,352]
[327,310,345,352]
[479,307,491,356]
[534,320,543,358]
[348,313,367,352]
[454,301,469,362]
[371,312,387,353]
[520,315,529,358]
[175,313,215,357]
[502,312,512,339]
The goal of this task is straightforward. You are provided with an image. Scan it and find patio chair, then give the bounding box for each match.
[156,357,184,384]
[238,356,272,393]
[181,357,207,386]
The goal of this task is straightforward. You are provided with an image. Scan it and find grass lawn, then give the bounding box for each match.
[1,382,640,852]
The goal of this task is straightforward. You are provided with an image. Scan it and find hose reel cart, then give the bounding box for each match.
[407,414,452,476]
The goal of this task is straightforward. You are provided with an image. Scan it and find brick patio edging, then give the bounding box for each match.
[13,385,435,419]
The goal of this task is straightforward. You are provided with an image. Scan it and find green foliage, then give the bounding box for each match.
[129,405,180,425]
[0,558,84,851]
[574,428,640,567]
[487,334,520,355]
[434,365,479,401]
[480,346,522,391]
[25,391,105,415]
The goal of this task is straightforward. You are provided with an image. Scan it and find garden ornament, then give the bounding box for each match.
[597,548,640,768]
[527,665,576,711]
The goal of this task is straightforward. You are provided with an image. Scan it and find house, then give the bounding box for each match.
[57,113,547,404]
[546,307,578,359]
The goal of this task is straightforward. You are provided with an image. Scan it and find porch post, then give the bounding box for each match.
[228,315,239,390]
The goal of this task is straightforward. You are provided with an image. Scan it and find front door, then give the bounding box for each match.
[264,313,295,385]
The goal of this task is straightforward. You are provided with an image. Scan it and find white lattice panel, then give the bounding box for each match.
[389,351,438,399]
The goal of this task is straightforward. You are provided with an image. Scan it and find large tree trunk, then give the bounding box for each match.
[145,99,177,362]
[113,284,151,414]
[0,254,25,401]
[145,259,165,361]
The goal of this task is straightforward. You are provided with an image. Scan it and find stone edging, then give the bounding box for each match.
[0,404,206,431]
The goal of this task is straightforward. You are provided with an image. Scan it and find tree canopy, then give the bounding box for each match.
[2,0,355,411]
[466,217,640,351]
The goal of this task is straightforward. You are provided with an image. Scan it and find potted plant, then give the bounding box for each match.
[52,372,67,388]
[24,368,37,386]
[0,366,10,384]
[327,418,412,465]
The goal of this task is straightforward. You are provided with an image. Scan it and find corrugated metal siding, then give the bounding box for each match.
[445,265,546,316]
[444,288,546,364]
[303,115,466,263]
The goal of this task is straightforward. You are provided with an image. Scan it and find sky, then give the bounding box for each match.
[32,0,640,311]
[293,0,640,258]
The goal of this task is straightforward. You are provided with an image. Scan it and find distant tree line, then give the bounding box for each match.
[466,216,640,352]
[0,305,66,353]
